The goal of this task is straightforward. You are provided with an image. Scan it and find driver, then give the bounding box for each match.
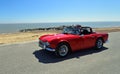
[75,25,82,34]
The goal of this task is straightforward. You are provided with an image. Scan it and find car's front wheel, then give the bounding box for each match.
[95,38,103,49]
[55,43,70,57]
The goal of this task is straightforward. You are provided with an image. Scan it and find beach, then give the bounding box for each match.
[0,27,120,45]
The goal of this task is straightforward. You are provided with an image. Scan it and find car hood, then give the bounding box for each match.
[39,33,75,42]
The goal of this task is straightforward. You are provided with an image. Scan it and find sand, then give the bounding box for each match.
[0,30,61,45]
[0,27,120,45]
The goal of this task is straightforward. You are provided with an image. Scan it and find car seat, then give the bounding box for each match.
[83,30,89,35]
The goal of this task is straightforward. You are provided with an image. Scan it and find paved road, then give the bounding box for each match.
[0,32,120,74]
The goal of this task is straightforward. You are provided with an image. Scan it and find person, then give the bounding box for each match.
[75,25,82,34]
[76,24,82,28]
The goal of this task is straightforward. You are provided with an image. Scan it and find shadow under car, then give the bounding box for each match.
[33,47,108,64]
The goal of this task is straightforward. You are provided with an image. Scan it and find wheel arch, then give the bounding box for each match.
[96,37,104,43]
[57,40,72,52]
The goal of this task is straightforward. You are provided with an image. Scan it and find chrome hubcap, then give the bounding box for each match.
[97,39,103,48]
[59,45,68,56]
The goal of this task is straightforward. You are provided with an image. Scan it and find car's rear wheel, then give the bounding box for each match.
[55,43,70,57]
[95,38,103,49]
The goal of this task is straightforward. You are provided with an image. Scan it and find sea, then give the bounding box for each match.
[0,22,120,34]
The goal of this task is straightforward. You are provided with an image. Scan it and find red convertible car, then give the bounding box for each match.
[39,25,108,57]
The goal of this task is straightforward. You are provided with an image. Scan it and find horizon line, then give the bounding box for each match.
[0,21,120,24]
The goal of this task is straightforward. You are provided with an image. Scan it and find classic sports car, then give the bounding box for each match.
[39,25,108,57]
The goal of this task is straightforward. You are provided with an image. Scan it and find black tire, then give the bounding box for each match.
[55,43,70,57]
[95,38,103,49]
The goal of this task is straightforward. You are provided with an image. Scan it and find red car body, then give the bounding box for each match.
[39,26,108,57]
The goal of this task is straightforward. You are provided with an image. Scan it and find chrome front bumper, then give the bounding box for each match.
[45,48,55,52]
[39,40,55,52]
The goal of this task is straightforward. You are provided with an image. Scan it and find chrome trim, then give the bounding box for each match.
[39,40,55,52]
[45,48,55,52]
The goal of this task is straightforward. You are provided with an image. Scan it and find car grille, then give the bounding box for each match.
[39,40,45,48]
[39,40,44,45]
[39,40,50,48]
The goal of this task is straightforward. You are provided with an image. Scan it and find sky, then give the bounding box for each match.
[0,0,120,23]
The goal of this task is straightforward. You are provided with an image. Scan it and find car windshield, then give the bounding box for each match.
[63,27,80,35]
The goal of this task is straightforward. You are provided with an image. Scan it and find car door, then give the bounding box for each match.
[82,34,96,49]
[70,35,84,51]
[77,35,84,50]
